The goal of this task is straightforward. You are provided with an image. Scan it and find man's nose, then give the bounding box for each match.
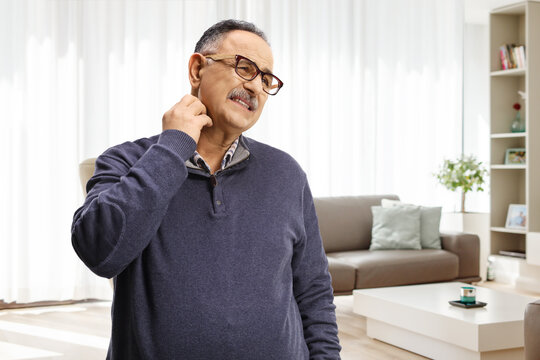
[242,75,264,96]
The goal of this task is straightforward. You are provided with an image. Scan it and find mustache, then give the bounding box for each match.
[227,88,258,111]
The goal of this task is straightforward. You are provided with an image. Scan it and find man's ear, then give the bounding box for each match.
[188,53,206,95]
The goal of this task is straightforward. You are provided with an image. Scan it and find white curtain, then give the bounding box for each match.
[252,0,465,204]
[0,0,464,303]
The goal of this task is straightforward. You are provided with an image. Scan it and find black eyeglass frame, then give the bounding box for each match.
[205,54,284,95]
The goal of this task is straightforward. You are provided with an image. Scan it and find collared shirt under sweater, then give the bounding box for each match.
[190,137,239,173]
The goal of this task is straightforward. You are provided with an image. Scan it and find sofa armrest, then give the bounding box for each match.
[525,300,540,360]
[440,232,480,280]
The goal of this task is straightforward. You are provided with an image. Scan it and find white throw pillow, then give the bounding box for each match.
[370,206,422,250]
[381,199,442,249]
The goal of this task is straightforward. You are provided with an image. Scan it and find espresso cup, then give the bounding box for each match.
[461,286,476,304]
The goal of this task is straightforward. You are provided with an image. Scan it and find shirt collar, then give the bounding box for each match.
[189,137,240,174]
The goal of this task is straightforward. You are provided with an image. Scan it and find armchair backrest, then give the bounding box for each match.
[79,158,97,197]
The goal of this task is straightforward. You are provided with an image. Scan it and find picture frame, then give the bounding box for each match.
[504,148,526,165]
[505,204,527,230]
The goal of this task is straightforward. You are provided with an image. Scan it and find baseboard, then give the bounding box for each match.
[0,298,103,310]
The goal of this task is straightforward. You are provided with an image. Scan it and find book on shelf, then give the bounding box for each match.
[499,44,526,70]
[498,249,526,259]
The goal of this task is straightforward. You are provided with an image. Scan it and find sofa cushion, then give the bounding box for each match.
[381,199,442,249]
[326,257,356,293]
[328,249,459,289]
[370,206,422,250]
[314,195,400,252]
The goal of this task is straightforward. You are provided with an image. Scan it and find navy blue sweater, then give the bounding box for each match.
[71,130,341,359]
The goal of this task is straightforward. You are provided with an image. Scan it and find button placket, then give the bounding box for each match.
[211,176,226,214]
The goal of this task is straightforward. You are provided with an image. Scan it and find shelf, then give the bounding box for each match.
[491,68,526,77]
[489,253,526,263]
[491,226,527,235]
[491,132,527,139]
[490,164,526,170]
[491,2,526,15]
[489,1,540,265]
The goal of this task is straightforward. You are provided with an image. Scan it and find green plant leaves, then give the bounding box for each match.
[434,155,488,194]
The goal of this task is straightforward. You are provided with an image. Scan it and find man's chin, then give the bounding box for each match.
[225,116,259,133]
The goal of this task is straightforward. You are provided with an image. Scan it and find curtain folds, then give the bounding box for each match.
[0,0,464,303]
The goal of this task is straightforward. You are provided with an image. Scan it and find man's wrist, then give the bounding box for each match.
[158,129,197,160]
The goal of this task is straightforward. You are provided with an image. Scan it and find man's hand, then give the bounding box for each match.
[162,95,213,143]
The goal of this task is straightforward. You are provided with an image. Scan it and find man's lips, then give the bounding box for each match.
[230,96,253,111]
[227,88,258,112]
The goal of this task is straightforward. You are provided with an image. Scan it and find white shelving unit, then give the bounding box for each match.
[489,1,540,292]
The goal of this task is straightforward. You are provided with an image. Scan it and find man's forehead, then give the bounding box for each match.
[219,30,274,71]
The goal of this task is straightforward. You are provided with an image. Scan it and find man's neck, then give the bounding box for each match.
[196,127,240,174]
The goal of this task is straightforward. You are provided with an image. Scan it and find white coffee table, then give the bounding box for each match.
[353,282,537,360]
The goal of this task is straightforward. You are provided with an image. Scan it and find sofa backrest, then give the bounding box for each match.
[314,195,400,253]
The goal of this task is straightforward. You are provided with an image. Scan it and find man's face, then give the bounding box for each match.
[197,30,274,135]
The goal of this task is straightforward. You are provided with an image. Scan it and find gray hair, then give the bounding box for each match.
[194,19,269,54]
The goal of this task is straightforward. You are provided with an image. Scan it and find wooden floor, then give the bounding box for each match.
[0,281,537,359]
[0,301,110,359]
[0,297,426,360]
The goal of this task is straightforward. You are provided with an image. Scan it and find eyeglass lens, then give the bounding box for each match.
[236,58,280,95]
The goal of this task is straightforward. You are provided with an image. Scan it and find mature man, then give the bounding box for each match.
[72,20,341,359]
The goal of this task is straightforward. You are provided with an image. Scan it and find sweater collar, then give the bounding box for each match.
[185,135,250,173]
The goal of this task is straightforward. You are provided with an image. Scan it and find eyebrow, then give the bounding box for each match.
[251,57,272,74]
[251,59,272,74]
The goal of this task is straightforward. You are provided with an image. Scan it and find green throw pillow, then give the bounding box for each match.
[418,206,442,249]
[370,206,422,250]
[381,199,442,249]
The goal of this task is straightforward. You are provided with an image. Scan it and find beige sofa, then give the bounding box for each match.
[314,195,482,295]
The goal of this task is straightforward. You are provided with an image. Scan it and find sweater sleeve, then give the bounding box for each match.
[71,130,196,278]
[292,179,342,359]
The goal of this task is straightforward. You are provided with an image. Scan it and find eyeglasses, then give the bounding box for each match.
[205,54,284,95]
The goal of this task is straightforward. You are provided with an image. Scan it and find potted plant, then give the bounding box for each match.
[435,155,488,213]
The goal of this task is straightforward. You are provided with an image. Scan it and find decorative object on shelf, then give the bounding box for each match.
[499,43,526,70]
[510,102,525,132]
[498,249,526,259]
[504,147,526,164]
[434,155,488,213]
[505,204,527,230]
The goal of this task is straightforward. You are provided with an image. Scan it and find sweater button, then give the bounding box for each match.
[216,200,222,205]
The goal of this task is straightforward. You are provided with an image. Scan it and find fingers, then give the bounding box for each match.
[199,114,213,128]
[187,97,207,115]
[162,94,212,143]
[168,94,198,113]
